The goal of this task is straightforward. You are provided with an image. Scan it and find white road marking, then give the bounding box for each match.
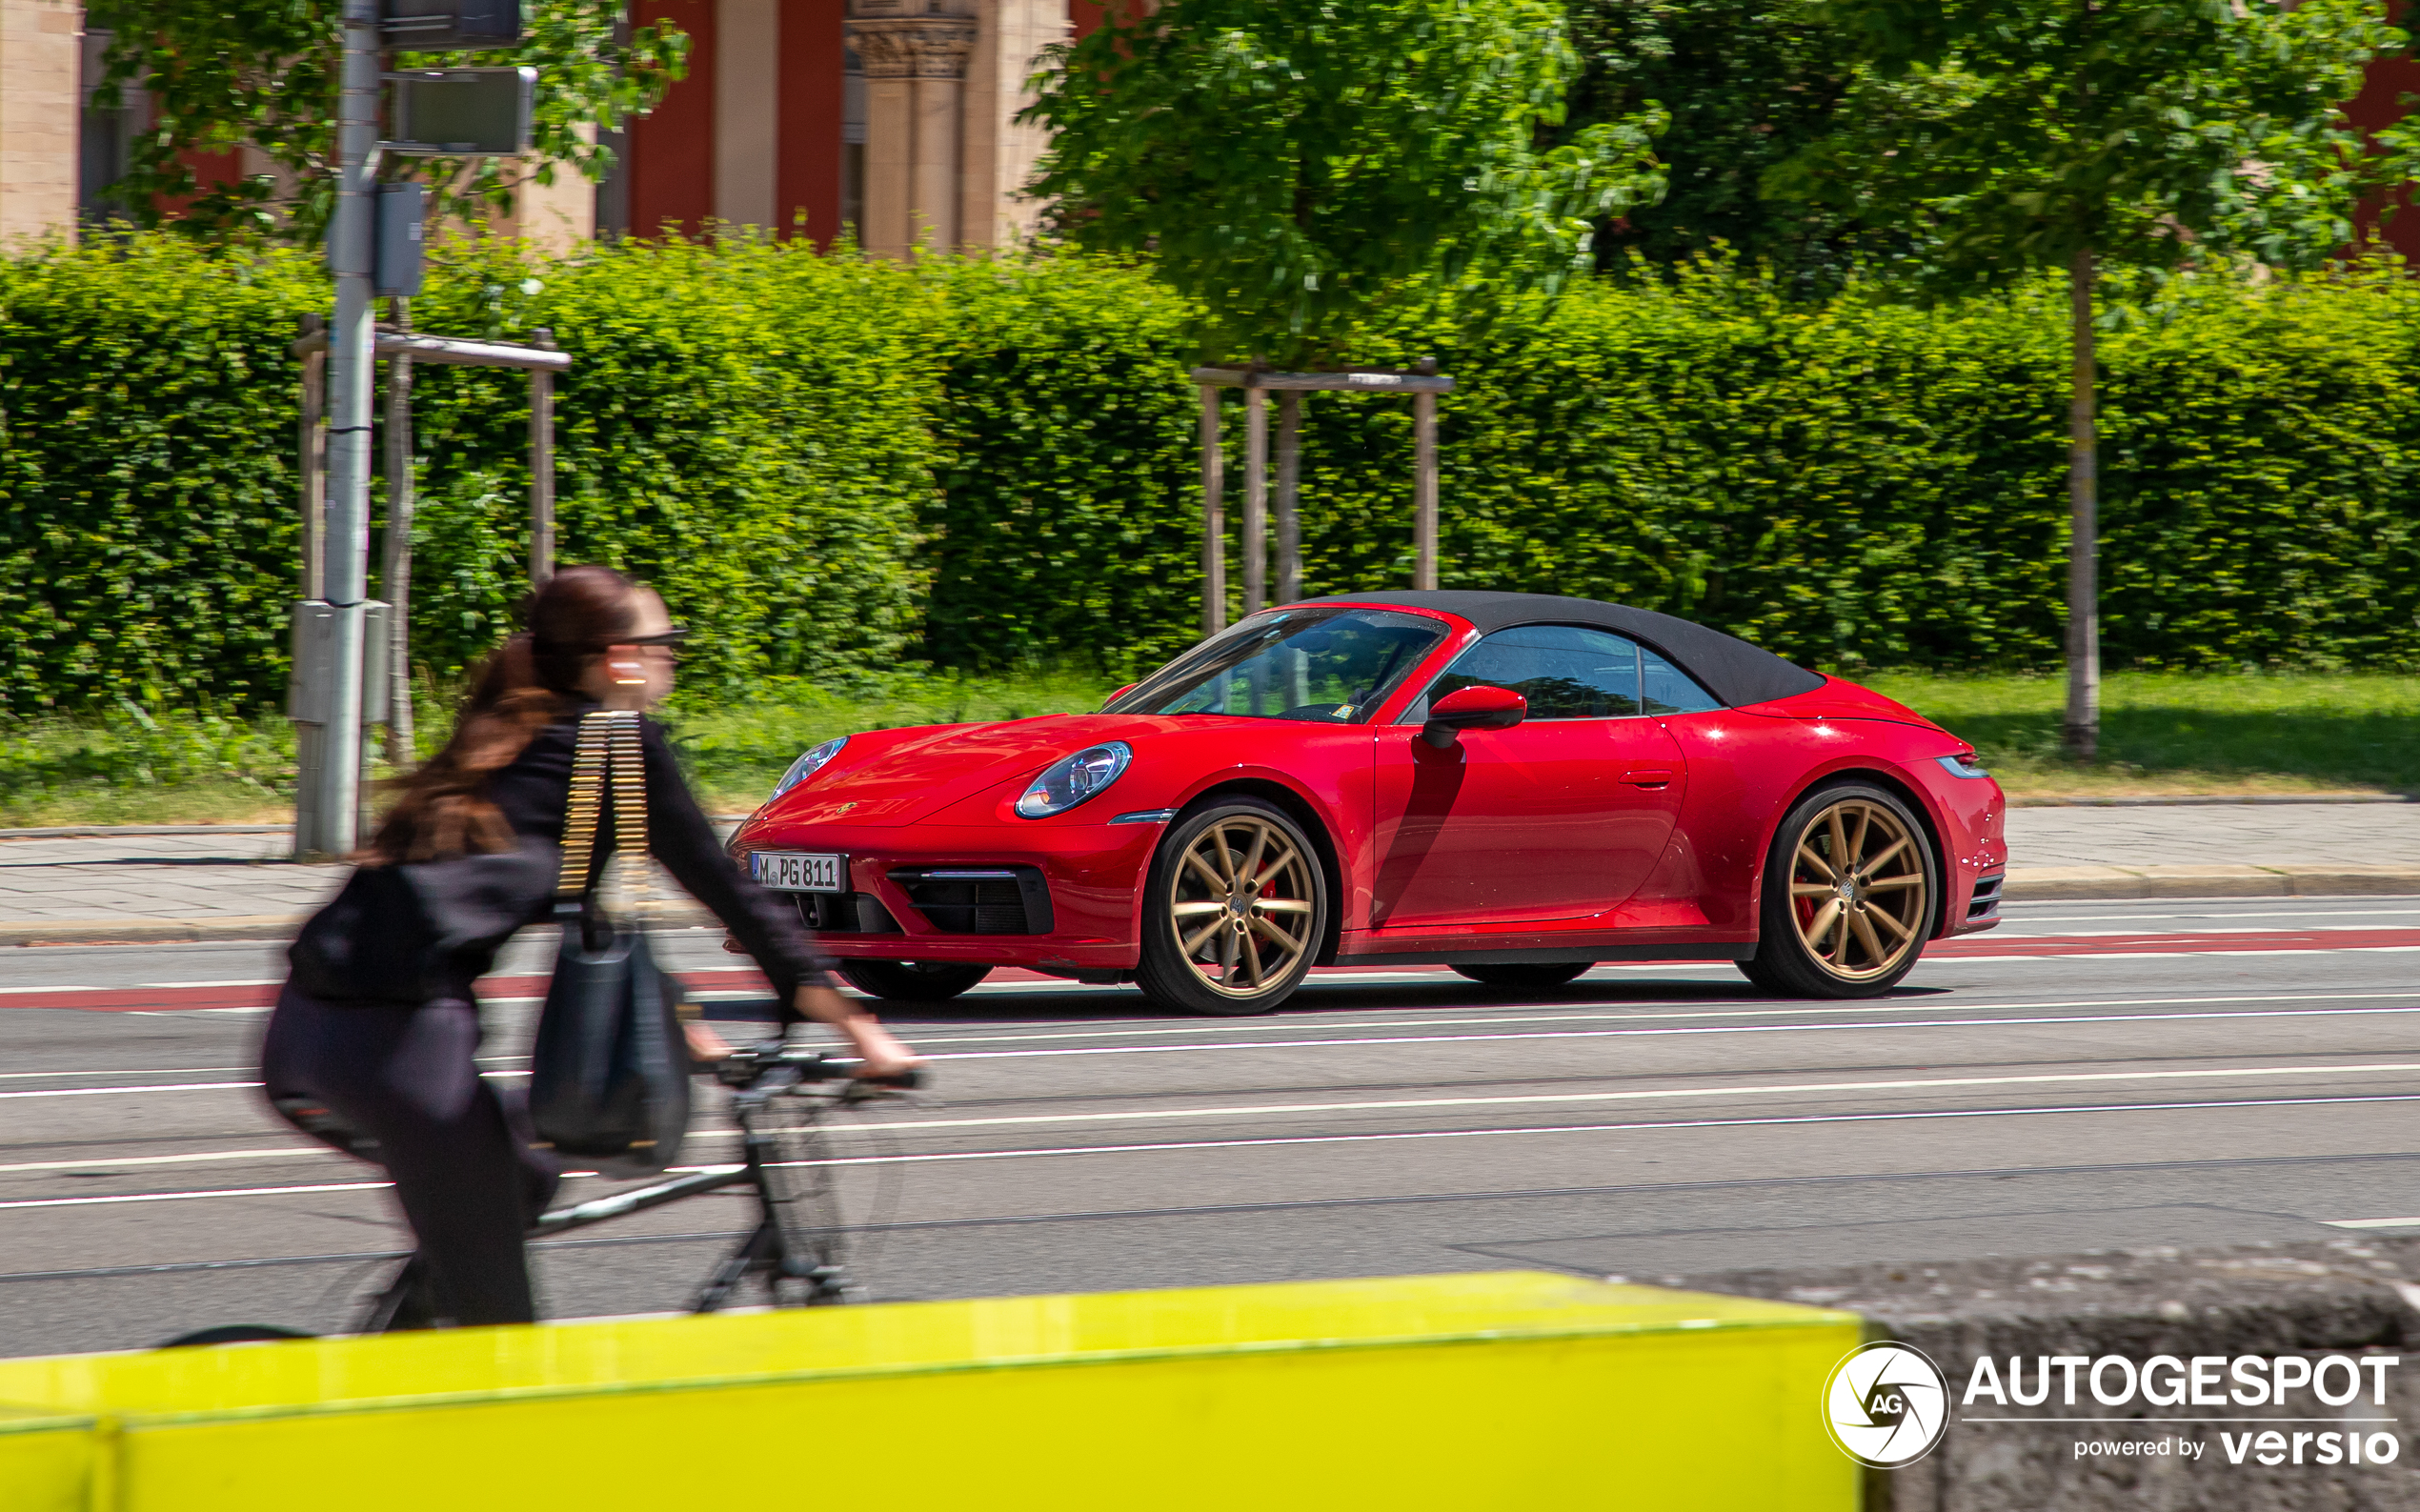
[926,1004,2420,1063]
[792,1060,2420,1137]
[10,992,2420,1094]
[13,1088,2420,1210]
[2324,1217,2420,1229]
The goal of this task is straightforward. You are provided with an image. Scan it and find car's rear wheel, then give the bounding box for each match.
[1740,781,1937,998]
[1136,798,1329,1017]
[836,960,993,1002]
[1448,962,1593,990]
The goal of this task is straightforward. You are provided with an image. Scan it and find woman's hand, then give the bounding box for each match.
[792,984,924,1079]
[682,1018,735,1065]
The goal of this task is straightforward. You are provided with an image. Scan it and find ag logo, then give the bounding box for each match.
[1824,1341,1949,1467]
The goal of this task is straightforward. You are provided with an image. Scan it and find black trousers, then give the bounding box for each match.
[261,982,561,1326]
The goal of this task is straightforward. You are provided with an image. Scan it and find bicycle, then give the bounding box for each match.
[167,1040,921,1345]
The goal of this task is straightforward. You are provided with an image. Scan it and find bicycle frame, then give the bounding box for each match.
[356,1054,868,1333]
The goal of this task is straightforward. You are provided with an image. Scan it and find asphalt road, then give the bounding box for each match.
[4,895,2420,1359]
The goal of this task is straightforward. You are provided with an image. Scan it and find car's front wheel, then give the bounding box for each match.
[1740,781,1937,998]
[836,960,993,1002]
[1136,798,1329,1017]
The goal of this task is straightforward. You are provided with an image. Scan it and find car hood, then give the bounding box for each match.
[755,713,1191,828]
[1744,675,1950,735]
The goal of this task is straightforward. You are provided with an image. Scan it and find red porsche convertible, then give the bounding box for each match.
[728,592,2007,1015]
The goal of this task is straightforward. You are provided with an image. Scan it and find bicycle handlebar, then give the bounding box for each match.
[713,1042,925,1092]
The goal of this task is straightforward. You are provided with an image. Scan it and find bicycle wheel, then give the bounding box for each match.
[747,1101,853,1304]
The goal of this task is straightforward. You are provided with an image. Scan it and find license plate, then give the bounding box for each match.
[750,851,847,893]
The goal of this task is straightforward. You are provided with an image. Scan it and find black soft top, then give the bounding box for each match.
[1296,591,1825,710]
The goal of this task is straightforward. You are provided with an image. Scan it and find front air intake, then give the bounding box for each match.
[889,866,1055,936]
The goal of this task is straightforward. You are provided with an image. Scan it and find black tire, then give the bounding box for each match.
[158,1323,317,1348]
[1741,780,1939,998]
[1448,962,1593,990]
[1136,797,1330,1017]
[836,960,992,1002]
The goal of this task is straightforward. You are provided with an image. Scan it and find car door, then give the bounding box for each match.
[1368,624,1688,929]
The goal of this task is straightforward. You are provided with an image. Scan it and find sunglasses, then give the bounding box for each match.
[624,627,692,647]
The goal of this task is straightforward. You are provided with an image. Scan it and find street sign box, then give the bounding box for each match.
[386,67,536,156]
[382,0,522,50]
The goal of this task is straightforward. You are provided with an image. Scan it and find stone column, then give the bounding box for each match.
[714,0,780,231]
[845,2,976,256]
[0,0,80,244]
[958,0,1065,248]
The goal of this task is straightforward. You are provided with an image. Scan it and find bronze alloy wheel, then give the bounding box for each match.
[1137,798,1330,1016]
[1742,782,1938,998]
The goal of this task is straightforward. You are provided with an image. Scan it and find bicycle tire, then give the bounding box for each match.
[750,1103,853,1304]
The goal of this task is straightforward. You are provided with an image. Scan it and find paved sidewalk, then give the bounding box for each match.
[0,804,2415,946]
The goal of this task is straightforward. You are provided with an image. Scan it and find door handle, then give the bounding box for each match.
[1622,768,1675,788]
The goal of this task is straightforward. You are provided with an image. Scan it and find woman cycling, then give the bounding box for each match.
[263,565,918,1328]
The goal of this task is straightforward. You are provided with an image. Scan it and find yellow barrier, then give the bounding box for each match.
[0,1270,1860,1511]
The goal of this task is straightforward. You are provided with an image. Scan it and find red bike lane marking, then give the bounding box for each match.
[6,930,2419,1013]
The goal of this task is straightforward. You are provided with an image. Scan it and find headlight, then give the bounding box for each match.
[770,736,849,801]
[1015,742,1133,818]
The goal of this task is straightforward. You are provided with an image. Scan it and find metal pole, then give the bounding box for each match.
[1242,386,1267,617]
[530,327,556,585]
[2063,248,2100,761]
[381,295,416,765]
[1275,391,1301,606]
[301,0,383,857]
[296,314,327,601]
[1413,374,1439,592]
[1199,385,1225,635]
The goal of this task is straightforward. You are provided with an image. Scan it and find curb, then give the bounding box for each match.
[7,867,2416,948]
[2002,864,2420,902]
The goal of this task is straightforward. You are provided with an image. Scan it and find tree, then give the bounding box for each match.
[85,0,688,245]
[1769,0,2405,757]
[1021,0,1666,366]
[1561,0,1871,284]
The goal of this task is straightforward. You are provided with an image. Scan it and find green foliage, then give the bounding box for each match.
[400,234,938,699]
[0,239,326,712]
[0,705,298,826]
[1563,0,1870,282]
[84,0,687,243]
[1023,0,1665,365]
[4,239,2417,734]
[915,255,1208,675]
[1864,670,2420,797]
[0,232,934,716]
[1775,0,2407,286]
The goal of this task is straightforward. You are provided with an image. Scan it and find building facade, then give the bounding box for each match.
[0,0,1116,252]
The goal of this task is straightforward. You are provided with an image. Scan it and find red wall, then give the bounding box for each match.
[2346,40,2420,265]
[628,0,717,237]
[778,0,847,242]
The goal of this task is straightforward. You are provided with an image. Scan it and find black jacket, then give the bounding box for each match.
[290,709,831,1015]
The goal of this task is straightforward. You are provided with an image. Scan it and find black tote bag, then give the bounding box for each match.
[527,710,692,1178]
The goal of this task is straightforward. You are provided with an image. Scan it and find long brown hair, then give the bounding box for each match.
[368,565,646,864]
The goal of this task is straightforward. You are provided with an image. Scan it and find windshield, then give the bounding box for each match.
[1110,607,1449,723]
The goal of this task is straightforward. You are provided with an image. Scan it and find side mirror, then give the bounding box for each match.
[1102,683,1138,710]
[1421,685,1526,749]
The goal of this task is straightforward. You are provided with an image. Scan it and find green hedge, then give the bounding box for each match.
[937,259,2420,674]
[1,237,2415,722]
[0,234,936,716]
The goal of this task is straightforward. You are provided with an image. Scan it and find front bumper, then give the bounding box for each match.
[732,818,1159,971]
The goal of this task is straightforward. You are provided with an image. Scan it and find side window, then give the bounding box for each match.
[1642,647,1722,716]
[1421,625,1642,720]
